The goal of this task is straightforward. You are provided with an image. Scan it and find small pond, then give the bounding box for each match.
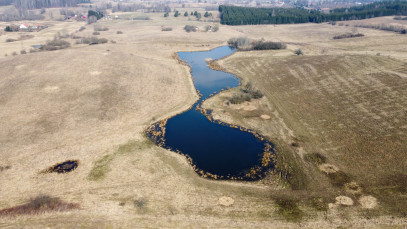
[147,46,274,180]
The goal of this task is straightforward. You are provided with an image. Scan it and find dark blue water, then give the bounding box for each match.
[152,46,273,179]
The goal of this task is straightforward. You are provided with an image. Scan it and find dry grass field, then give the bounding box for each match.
[0,8,406,227]
[203,17,407,222]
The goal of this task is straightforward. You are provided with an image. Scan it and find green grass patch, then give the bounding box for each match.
[87,139,152,181]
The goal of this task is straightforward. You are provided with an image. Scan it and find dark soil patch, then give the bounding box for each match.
[47,160,79,173]
[0,195,79,217]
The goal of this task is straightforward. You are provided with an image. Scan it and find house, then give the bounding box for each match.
[19,23,29,30]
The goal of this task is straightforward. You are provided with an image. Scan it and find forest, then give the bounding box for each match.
[219,0,407,25]
[11,0,90,9]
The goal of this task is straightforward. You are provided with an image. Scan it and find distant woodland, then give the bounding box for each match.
[220,0,407,25]
[0,0,90,9]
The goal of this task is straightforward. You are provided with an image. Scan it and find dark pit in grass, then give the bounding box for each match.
[47,160,79,173]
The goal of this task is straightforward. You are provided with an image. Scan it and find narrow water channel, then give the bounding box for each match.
[148,46,274,180]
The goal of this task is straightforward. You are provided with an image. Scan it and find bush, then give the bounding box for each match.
[230,94,251,104]
[92,31,100,35]
[184,25,198,32]
[6,38,16,42]
[161,27,172,31]
[241,82,263,98]
[116,31,123,34]
[11,51,17,56]
[294,49,303,55]
[227,37,250,49]
[40,39,70,51]
[94,25,109,31]
[333,33,364,39]
[79,26,86,32]
[20,49,26,54]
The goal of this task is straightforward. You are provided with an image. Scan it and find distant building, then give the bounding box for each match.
[19,23,29,30]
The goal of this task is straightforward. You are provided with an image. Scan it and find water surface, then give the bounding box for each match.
[151,46,274,179]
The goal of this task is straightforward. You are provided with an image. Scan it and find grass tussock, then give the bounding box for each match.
[275,197,303,222]
[0,195,79,217]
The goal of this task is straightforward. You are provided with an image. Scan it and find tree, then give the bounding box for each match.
[204,11,209,17]
[4,26,12,32]
[184,12,188,16]
[190,11,193,15]
[164,12,169,17]
[174,10,179,17]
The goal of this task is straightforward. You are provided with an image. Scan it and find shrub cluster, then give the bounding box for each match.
[184,25,198,32]
[354,23,407,34]
[76,36,108,45]
[228,37,286,51]
[204,24,219,32]
[230,82,263,104]
[394,16,407,20]
[333,33,364,39]
[39,39,70,51]
[252,40,287,50]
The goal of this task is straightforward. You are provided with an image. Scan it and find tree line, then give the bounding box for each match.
[219,0,407,25]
